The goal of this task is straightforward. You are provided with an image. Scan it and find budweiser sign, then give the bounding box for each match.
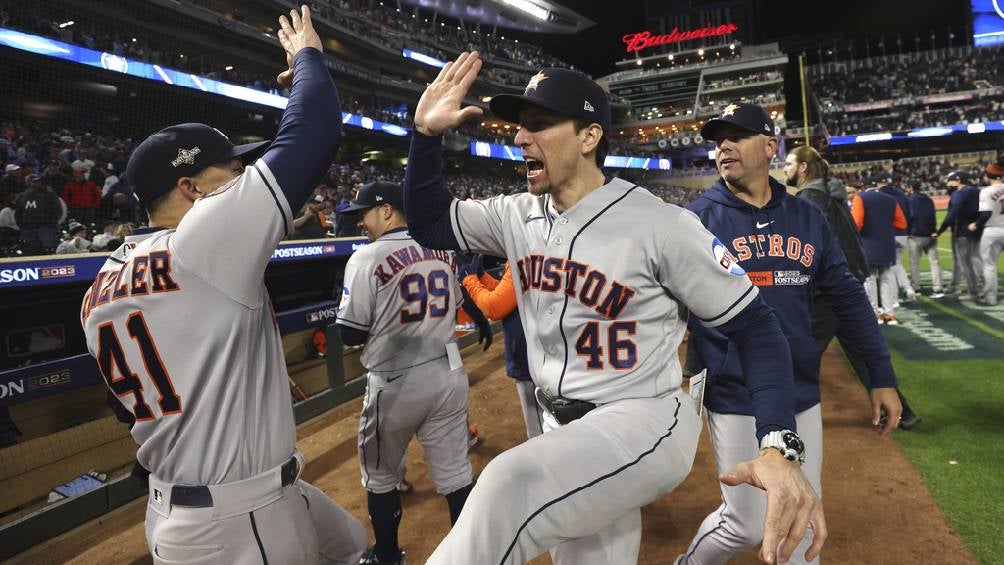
[623,23,739,53]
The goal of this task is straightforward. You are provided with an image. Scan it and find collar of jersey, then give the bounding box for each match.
[547,177,627,221]
[379,226,410,239]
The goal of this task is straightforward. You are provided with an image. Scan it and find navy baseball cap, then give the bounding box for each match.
[945,170,972,184]
[490,68,612,132]
[125,123,270,207]
[342,181,403,213]
[701,102,775,140]
[865,172,893,185]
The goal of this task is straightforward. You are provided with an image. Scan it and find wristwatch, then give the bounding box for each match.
[759,430,806,464]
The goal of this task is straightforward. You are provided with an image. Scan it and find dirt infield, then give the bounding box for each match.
[11,340,975,564]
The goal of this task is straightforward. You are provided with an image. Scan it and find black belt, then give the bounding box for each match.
[536,390,597,425]
[170,457,299,508]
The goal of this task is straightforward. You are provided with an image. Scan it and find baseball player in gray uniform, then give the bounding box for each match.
[974,160,1004,305]
[336,181,474,565]
[81,8,367,564]
[404,51,825,565]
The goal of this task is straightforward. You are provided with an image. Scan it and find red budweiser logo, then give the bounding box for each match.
[622,23,739,53]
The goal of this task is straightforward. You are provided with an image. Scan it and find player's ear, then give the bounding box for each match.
[580,123,602,156]
[176,177,201,202]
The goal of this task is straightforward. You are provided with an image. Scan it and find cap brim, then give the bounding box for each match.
[226,139,271,163]
[700,118,762,141]
[341,201,374,213]
[489,94,574,125]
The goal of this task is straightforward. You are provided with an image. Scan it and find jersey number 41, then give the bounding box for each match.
[96,311,182,421]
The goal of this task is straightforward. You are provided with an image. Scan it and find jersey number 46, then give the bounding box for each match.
[97,311,182,421]
[575,321,637,370]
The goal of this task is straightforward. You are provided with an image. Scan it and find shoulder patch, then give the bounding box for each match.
[711,237,746,276]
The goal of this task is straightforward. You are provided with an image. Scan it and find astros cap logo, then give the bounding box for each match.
[525,72,549,93]
[721,103,739,117]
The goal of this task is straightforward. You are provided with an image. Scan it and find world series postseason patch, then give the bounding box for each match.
[711,238,746,276]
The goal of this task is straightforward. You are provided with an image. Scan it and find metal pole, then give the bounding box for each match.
[799,53,811,148]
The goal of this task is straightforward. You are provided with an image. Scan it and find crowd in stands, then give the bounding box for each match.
[822,98,1003,135]
[302,0,574,78]
[810,46,1003,103]
[0,7,283,95]
[832,155,988,195]
[810,44,1004,135]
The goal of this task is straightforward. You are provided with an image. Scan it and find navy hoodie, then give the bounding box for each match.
[687,177,896,415]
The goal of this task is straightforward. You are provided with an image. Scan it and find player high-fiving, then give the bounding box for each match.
[81,6,368,564]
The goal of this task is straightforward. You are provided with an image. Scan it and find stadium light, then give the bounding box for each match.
[225,65,234,71]
[698,49,704,56]
[498,0,549,21]
[730,43,735,49]
[58,21,74,28]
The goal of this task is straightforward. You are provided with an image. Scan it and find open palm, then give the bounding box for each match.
[414,51,486,136]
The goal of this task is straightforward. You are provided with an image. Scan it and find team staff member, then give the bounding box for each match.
[973,160,1004,305]
[937,171,983,299]
[785,147,921,430]
[336,181,476,565]
[405,52,824,565]
[680,105,901,565]
[876,174,916,301]
[906,183,945,297]
[852,185,907,324]
[459,256,543,439]
[81,8,367,563]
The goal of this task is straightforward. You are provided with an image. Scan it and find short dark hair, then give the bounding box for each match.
[572,118,609,168]
[145,189,172,218]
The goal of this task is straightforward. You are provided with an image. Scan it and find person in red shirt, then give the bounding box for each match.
[61,168,102,224]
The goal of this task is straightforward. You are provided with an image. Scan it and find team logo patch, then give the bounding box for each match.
[171,147,201,167]
[338,285,351,312]
[711,238,745,276]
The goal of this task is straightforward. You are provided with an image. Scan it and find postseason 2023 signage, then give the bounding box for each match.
[622,23,739,53]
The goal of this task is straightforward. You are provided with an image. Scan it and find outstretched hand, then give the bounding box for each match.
[276,5,323,88]
[414,51,485,136]
[720,450,826,564]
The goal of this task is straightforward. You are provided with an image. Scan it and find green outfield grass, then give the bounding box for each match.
[862,211,1003,563]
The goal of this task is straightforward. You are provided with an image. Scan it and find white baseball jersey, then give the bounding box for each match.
[979,182,1004,229]
[336,228,463,372]
[81,160,296,485]
[449,176,759,404]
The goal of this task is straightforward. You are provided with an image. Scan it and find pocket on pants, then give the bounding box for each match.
[154,542,225,563]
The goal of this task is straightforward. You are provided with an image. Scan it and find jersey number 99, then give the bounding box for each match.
[399,270,450,323]
[97,311,182,421]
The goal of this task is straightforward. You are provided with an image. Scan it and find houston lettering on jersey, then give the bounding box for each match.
[373,245,456,286]
[730,234,815,267]
[81,250,181,322]
[516,255,637,320]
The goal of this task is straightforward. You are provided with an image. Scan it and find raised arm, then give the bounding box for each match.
[405,52,486,251]
[261,6,342,214]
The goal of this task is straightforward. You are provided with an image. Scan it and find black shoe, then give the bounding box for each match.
[359,546,406,565]
[899,414,922,430]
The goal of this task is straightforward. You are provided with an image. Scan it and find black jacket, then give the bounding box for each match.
[15,189,62,229]
[797,178,869,282]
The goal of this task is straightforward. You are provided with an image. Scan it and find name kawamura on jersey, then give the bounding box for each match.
[371,245,457,286]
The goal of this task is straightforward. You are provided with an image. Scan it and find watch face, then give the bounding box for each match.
[782,432,804,453]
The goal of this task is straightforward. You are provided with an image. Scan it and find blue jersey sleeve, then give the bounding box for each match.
[404,132,460,250]
[261,48,342,215]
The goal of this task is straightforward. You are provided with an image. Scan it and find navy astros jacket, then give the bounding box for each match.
[686,177,895,416]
